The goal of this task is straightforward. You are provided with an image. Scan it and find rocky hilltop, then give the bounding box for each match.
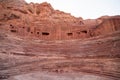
[0,0,119,40]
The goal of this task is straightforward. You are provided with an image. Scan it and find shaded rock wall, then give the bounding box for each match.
[91,17,120,37]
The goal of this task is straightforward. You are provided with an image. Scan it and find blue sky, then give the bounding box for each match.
[25,0,120,19]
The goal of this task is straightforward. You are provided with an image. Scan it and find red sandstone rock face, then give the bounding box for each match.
[0,28,120,80]
[0,0,120,40]
[91,17,120,37]
[0,1,120,80]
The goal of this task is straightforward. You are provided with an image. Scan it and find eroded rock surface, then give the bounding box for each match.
[0,0,120,40]
[0,0,120,80]
[0,30,120,80]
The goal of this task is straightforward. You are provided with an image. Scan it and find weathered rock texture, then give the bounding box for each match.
[0,0,120,80]
[0,29,120,80]
[0,0,120,40]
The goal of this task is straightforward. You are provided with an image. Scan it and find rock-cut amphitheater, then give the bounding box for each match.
[0,0,120,80]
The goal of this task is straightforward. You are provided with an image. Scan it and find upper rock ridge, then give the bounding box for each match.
[0,0,120,40]
[0,0,26,6]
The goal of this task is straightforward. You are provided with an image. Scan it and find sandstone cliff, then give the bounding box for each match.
[0,1,120,80]
[0,0,120,40]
